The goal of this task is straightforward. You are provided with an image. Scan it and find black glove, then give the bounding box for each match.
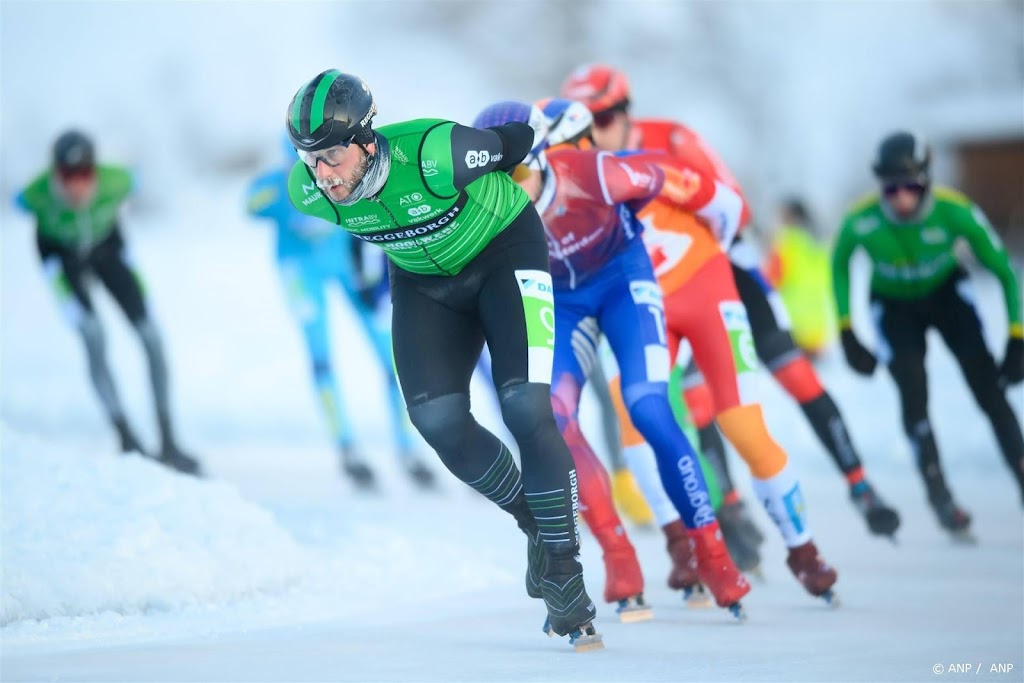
[1000,335,1024,386]
[356,285,377,310]
[841,327,877,376]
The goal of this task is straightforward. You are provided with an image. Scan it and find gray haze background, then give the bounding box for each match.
[2,0,1022,233]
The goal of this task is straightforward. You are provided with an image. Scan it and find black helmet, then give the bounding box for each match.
[872,131,930,184]
[53,130,95,172]
[286,70,377,152]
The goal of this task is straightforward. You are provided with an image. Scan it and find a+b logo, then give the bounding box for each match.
[465,150,490,169]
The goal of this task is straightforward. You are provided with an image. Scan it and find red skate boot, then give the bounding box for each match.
[786,540,839,606]
[688,521,751,620]
[592,525,652,623]
[664,520,711,607]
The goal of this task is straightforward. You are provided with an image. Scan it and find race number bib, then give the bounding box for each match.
[629,279,670,382]
[719,301,759,374]
[515,269,556,384]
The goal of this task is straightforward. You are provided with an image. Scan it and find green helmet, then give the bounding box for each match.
[286,70,377,152]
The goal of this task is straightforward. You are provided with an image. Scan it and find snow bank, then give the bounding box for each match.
[0,424,519,645]
[0,425,309,625]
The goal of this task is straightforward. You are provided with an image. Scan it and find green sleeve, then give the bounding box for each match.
[955,202,1022,328]
[17,173,48,214]
[101,166,134,204]
[286,161,341,224]
[831,217,859,328]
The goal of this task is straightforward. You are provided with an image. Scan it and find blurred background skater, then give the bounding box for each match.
[14,130,201,476]
[563,63,900,543]
[832,131,1024,538]
[763,197,838,358]
[246,137,436,490]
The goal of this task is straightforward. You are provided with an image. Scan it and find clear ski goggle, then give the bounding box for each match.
[296,139,356,169]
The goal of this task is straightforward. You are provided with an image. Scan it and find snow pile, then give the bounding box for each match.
[0,425,310,625]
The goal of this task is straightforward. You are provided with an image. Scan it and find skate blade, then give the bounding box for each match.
[728,602,748,622]
[570,626,604,652]
[950,529,977,545]
[682,584,713,609]
[406,467,438,490]
[616,603,654,624]
[865,510,901,538]
[820,589,841,608]
[744,565,764,582]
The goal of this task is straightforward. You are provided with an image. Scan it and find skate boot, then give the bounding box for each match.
[525,528,546,599]
[663,520,709,607]
[503,494,547,600]
[339,445,376,490]
[850,480,901,539]
[928,490,973,541]
[717,500,764,576]
[593,526,651,623]
[786,540,839,605]
[157,441,203,477]
[154,414,202,476]
[404,458,437,489]
[611,468,654,527]
[688,521,751,619]
[114,417,147,456]
[540,548,603,652]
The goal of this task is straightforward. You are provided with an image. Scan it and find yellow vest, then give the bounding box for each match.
[771,226,837,353]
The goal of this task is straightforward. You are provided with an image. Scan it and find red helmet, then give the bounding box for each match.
[560,64,630,114]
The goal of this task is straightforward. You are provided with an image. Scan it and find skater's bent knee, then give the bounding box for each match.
[625,392,675,435]
[621,381,666,413]
[408,393,473,452]
[78,313,105,347]
[771,356,824,403]
[717,404,788,479]
[311,357,333,380]
[498,382,557,441]
[973,383,1009,414]
[756,331,799,371]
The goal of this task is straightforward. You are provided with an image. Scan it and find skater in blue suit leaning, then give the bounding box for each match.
[246,138,435,489]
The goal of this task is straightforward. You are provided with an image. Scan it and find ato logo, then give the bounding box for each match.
[407,204,432,217]
[398,192,424,207]
[465,149,490,169]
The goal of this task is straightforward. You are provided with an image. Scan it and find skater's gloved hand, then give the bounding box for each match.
[840,326,877,376]
[356,284,377,309]
[999,331,1024,386]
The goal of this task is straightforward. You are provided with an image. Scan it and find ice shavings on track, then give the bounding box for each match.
[0,425,309,625]
[1,425,517,645]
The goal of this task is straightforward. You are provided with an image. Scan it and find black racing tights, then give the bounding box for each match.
[874,271,1024,504]
[391,207,581,552]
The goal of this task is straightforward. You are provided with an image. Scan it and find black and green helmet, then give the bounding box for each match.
[286,69,377,152]
[53,130,95,172]
[872,131,931,184]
